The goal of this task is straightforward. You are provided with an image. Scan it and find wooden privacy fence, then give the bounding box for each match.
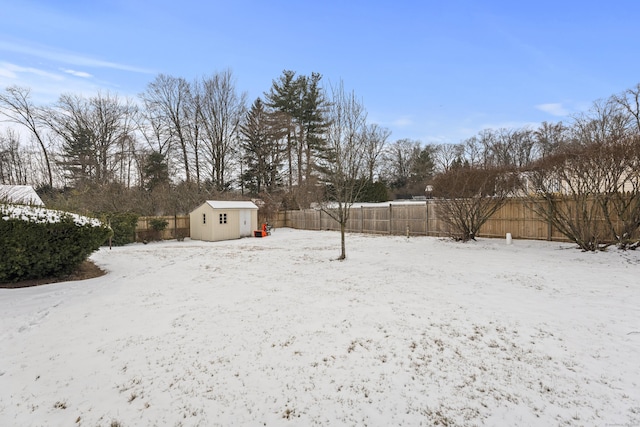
[136,215,190,241]
[279,199,571,242]
[136,198,631,242]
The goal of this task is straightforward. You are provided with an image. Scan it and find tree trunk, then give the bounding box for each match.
[339,220,346,260]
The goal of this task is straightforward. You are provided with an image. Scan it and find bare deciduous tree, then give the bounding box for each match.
[474,128,536,168]
[0,129,28,184]
[433,143,463,173]
[48,92,136,186]
[595,136,640,249]
[0,86,53,187]
[384,138,421,190]
[198,70,247,190]
[522,94,640,251]
[362,123,390,182]
[612,83,640,133]
[317,82,368,260]
[432,165,517,241]
[136,103,173,156]
[533,121,568,159]
[571,98,631,146]
[185,77,205,186]
[140,74,193,183]
[461,136,483,167]
[523,143,616,251]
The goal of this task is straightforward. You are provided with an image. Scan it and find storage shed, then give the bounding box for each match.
[189,200,259,242]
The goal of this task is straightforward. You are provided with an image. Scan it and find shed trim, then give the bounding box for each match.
[205,200,258,210]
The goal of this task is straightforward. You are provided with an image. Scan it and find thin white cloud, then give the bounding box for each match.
[536,103,569,117]
[479,120,541,131]
[0,40,153,74]
[392,117,413,127]
[0,61,123,105]
[0,62,64,81]
[61,68,93,78]
[0,68,15,79]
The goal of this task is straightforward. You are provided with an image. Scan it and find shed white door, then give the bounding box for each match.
[239,209,252,237]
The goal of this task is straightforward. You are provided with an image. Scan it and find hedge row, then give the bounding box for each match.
[0,205,112,283]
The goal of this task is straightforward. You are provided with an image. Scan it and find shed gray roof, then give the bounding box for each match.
[0,185,45,206]
[204,200,258,210]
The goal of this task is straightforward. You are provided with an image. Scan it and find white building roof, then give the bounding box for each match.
[205,200,258,210]
[0,185,45,206]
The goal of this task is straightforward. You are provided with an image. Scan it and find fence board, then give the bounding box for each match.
[136,196,636,243]
[280,200,576,241]
[136,216,190,241]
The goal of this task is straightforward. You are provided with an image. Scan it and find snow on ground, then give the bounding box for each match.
[1,228,639,426]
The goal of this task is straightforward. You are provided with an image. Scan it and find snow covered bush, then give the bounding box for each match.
[0,204,112,283]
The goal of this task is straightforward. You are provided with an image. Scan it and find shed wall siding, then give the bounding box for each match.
[214,209,241,241]
[189,202,258,242]
[189,204,212,241]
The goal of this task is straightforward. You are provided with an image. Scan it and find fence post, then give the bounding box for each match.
[281,197,579,241]
[547,200,552,241]
[405,205,409,236]
[425,201,429,236]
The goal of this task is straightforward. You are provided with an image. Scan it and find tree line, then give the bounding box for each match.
[430,84,640,250]
[1,70,425,212]
[2,73,640,250]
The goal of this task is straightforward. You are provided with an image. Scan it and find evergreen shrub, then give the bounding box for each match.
[148,218,169,241]
[99,212,139,246]
[0,205,112,283]
[135,217,169,242]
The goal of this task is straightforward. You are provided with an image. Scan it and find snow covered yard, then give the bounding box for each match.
[1,228,639,427]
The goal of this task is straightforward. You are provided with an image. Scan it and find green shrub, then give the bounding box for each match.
[149,218,168,232]
[147,218,169,241]
[356,180,389,203]
[1,205,112,283]
[99,212,139,246]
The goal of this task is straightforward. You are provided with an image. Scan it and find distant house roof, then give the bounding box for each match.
[0,185,45,206]
[204,200,258,210]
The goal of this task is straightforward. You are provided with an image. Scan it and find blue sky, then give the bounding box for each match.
[1,0,639,144]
